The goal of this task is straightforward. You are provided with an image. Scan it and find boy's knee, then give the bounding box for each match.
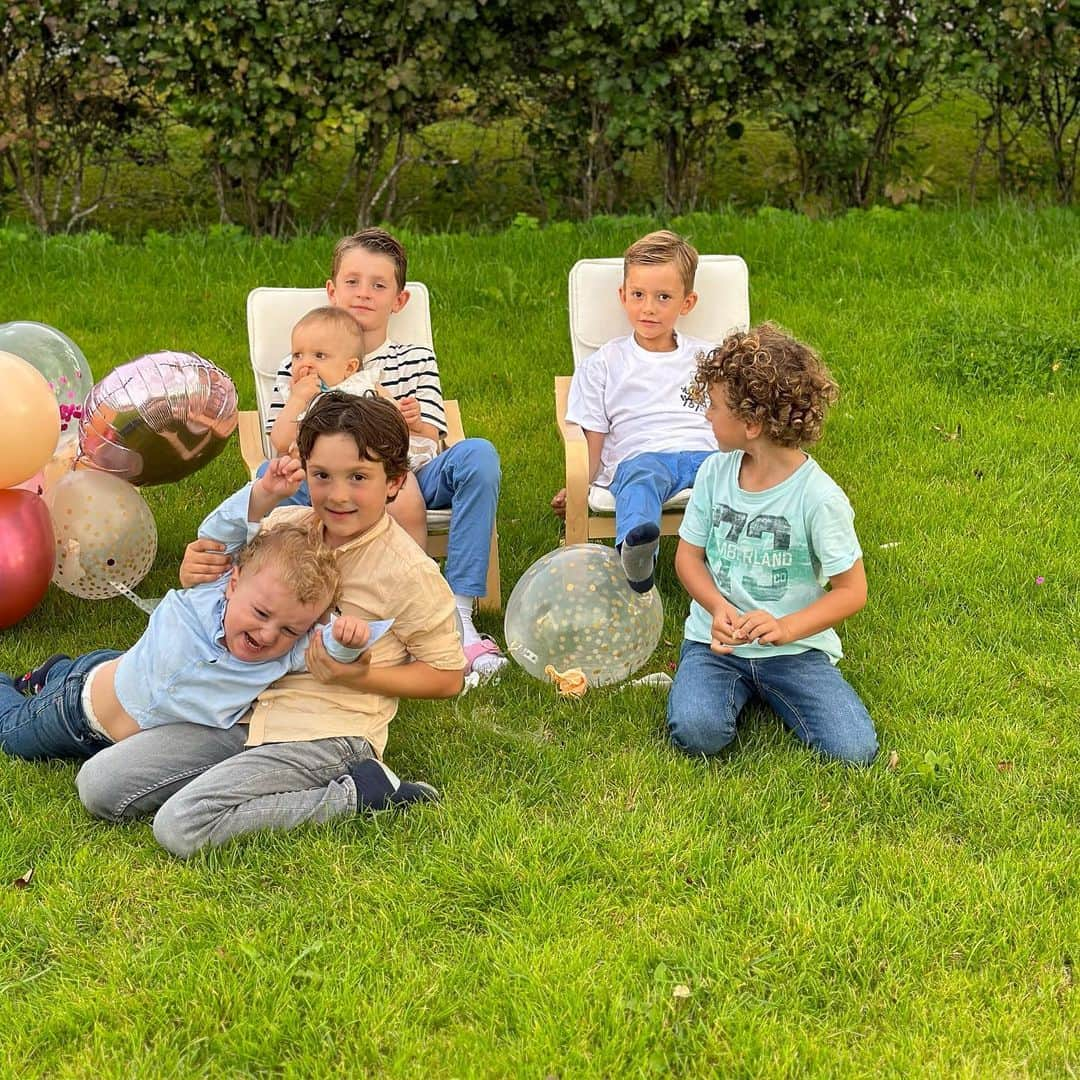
[814,716,878,766]
[151,799,202,859]
[667,705,735,757]
[457,439,500,484]
[76,758,129,822]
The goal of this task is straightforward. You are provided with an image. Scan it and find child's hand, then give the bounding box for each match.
[258,453,305,499]
[735,610,792,647]
[332,615,371,652]
[290,365,322,405]
[550,488,567,519]
[396,396,422,432]
[709,602,744,654]
[179,538,232,588]
[306,630,372,686]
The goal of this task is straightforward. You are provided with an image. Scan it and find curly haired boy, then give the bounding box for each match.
[666,323,878,764]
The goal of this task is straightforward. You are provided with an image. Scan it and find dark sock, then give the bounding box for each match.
[16,654,70,696]
[620,523,660,593]
[345,758,440,813]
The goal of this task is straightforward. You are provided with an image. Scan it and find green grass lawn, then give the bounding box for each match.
[1,207,1078,1077]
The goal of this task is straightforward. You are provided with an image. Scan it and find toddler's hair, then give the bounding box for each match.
[693,323,839,448]
[234,522,341,610]
[297,391,410,482]
[624,230,699,295]
[331,227,408,292]
[292,306,365,358]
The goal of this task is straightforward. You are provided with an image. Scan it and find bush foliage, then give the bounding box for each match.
[1,0,1077,234]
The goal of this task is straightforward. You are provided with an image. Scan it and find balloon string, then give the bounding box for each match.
[108,580,161,616]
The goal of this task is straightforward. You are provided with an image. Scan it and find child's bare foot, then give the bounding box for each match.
[550,487,567,519]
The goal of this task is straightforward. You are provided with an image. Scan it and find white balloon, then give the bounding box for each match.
[504,544,664,686]
[44,470,157,600]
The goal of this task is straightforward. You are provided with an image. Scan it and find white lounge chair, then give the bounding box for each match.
[238,285,501,611]
[555,255,751,546]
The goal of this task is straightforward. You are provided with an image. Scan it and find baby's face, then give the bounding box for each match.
[290,323,360,389]
[222,562,327,663]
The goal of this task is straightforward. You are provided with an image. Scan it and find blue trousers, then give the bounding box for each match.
[260,438,501,599]
[0,650,123,761]
[609,451,712,547]
[666,640,878,765]
[415,438,500,598]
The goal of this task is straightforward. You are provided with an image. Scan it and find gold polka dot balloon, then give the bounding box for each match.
[44,470,157,600]
[504,543,663,686]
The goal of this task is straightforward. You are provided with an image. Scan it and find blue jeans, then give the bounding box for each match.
[416,438,500,598]
[609,451,712,547]
[0,650,123,761]
[258,439,500,597]
[666,640,878,765]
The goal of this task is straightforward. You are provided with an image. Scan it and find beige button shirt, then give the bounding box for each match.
[242,509,464,757]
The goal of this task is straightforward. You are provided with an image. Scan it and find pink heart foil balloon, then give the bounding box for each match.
[77,351,238,486]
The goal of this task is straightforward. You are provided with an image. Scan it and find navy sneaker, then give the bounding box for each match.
[15,654,70,695]
[345,758,441,813]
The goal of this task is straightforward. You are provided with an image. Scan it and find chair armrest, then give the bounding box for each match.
[444,399,465,448]
[555,375,590,543]
[238,410,265,481]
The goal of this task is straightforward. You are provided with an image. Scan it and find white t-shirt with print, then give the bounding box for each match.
[565,333,717,488]
[679,450,862,663]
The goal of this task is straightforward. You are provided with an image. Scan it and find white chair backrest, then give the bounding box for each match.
[247,283,432,455]
[568,255,750,367]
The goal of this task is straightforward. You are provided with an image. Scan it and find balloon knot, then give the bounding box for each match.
[544,664,588,698]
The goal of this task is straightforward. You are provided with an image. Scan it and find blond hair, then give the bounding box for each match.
[292,306,365,359]
[623,229,699,295]
[234,523,341,610]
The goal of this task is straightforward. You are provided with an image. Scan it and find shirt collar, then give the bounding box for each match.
[364,338,394,362]
[211,579,229,651]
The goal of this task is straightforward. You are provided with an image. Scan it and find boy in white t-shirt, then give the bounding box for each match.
[552,230,718,593]
[666,324,877,765]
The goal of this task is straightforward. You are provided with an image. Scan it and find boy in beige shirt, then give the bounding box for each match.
[77,393,466,858]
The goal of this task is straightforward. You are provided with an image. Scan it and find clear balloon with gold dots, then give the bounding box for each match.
[504,544,664,686]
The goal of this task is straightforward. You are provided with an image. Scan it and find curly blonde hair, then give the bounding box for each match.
[692,323,839,448]
[234,522,341,610]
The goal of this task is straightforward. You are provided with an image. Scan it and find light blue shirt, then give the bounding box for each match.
[198,482,260,550]
[679,451,862,663]
[112,575,311,730]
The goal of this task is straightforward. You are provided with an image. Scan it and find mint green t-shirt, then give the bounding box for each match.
[678,451,862,663]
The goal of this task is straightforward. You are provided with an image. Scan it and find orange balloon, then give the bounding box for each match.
[0,351,61,488]
[0,490,55,628]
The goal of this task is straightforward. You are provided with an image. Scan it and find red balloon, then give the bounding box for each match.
[0,490,55,629]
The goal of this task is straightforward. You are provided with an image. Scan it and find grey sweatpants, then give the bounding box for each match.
[76,722,374,858]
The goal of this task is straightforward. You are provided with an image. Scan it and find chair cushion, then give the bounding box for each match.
[586,486,693,514]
